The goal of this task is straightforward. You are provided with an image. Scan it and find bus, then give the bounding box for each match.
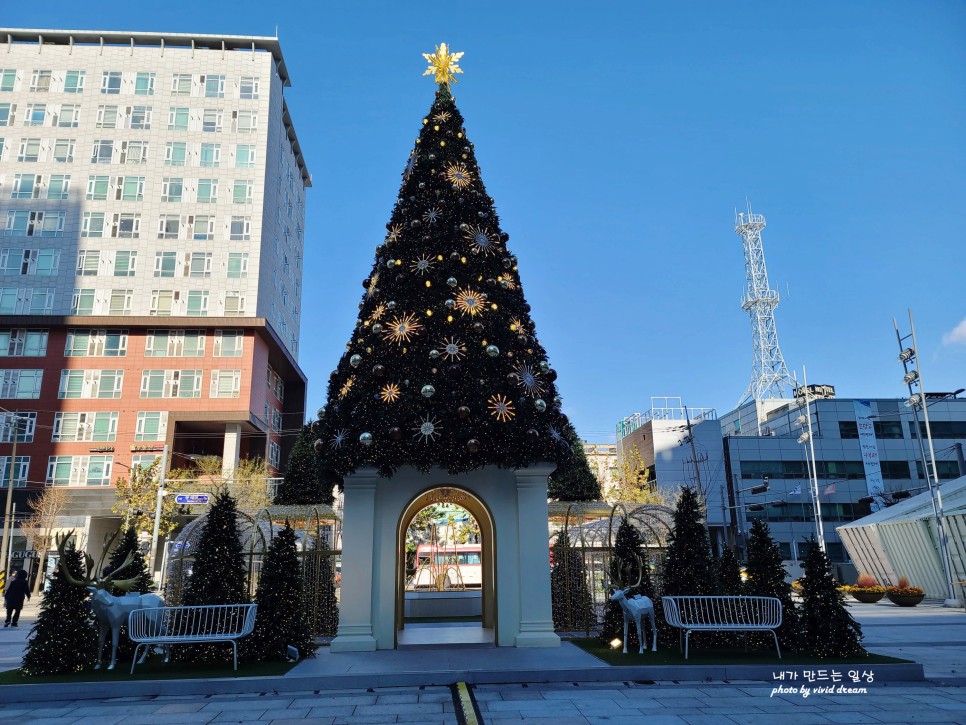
[407,543,482,590]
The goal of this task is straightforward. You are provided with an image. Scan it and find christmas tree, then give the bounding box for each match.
[181,491,249,662]
[244,523,314,662]
[105,527,154,664]
[799,538,865,658]
[715,547,744,596]
[315,44,571,478]
[275,424,333,505]
[548,425,602,502]
[21,542,97,675]
[599,518,655,648]
[744,519,799,651]
[550,531,596,633]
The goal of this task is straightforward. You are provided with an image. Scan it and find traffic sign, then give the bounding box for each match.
[175,493,211,505]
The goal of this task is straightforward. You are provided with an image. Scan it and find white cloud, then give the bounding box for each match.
[942,317,966,346]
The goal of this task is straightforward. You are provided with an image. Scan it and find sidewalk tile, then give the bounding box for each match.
[305,706,356,717]
[156,703,208,714]
[258,708,310,720]
[270,720,335,725]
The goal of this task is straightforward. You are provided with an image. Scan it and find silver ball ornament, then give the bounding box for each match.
[359,432,373,446]
[314,438,324,453]
[447,277,458,287]
[372,323,383,334]
[421,385,436,398]
[485,345,500,358]
[534,399,547,413]
[429,349,441,359]
[445,299,456,309]
[387,301,397,310]
[349,354,362,368]
[539,360,551,373]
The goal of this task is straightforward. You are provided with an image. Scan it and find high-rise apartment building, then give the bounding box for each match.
[0,29,309,559]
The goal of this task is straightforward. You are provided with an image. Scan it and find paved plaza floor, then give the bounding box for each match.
[0,599,963,723]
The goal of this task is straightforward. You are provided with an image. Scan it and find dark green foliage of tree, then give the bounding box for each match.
[599,518,655,649]
[275,424,334,505]
[22,543,97,675]
[103,527,154,663]
[315,84,572,477]
[799,537,866,658]
[661,487,714,597]
[548,425,601,502]
[550,532,596,633]
[244,523,314,662]
[180,491,249,663]
[715,547,744,596]
[744,519,800,651]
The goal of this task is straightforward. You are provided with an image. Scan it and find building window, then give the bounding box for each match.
[202,109,222,133]
[235,144,256,169]
[52,138,74,162]
[227,253,249,279]
[239,77,260,100]
[170,74,191,96]
[268,442,281,469]
[101,71,122,94]
[167,107,189,131]
[140,369,202,399]
[149,290,173,316]
[154,251,177,278]
[200,143,220,168]
[30,70,52,93]
[0,69,15,92]
[0,412,37,442]
[224,292,246,317]
[213,330,243,357]
[57,104,80,128]
[129,105,152,130]
[96,105,120,129]
[120,176,145,202]
[161,178,183,202]
[0,456,29,488]
[196,178,218,203]
[234,110,257,133]
[187,252,212,278]
[158,215,181,239]
[0,329,47,357]
[65,329,128,357]
[131,454,160,471]
[164,141,186,167]
[11,173,41,199]
[229,216,251,241]
[233,180,253,204]
[52,412,119,442]
[145,330,205,357]
[186,290,209,317]
[135,412,167,441]
[271,408,283,433]
[47,455,114,486]
[0,369,43,399]
[134,72,156,96]
[82,212,106,237]
[121,140,149,164]
[24,104,47,126]
[192,215,214,240]
[3,211,28,236]
[63,70,85,94]
[210,370,241,398]
[71,288,96,315]
[76,250,100,276]
[91,139,113,164]
[18,138,42,162]
[86,176,109,201]
[203,75,225,98]
[114,250,137,277]
[47,174,70,199]
[108,289,133,316]
[0,103,13,126]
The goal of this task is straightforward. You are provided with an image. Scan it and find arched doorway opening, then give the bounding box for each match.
[396,486,496,645]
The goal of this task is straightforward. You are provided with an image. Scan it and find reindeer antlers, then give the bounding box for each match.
[54,528,138,590]
[603,552,645,592]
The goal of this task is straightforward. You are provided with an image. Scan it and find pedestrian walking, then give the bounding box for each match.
[4,569,30,627]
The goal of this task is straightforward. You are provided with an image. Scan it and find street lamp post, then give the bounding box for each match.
[147,444,170,581]
[895,310,958,607]
[0,413,23,575]
[795,367,826,554]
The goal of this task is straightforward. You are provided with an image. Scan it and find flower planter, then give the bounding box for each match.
[886,591,925,607]
[850,589,885,604]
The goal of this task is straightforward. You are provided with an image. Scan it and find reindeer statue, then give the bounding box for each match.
[56,530,164,670]
[605,553,657,654]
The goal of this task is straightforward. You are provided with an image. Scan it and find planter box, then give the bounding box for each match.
[886,591,925,607]
[850,589,885,603]
[404,590,482,619]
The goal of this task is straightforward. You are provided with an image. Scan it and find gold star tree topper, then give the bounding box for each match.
[423,43,464,85]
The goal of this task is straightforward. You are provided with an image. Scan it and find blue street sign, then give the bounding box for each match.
[175,493,211,505]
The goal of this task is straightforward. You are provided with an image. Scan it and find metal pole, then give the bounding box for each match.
[907,311,957,606]
[147,444,169,582]
[801,367,826,553]
[0,413,19,575]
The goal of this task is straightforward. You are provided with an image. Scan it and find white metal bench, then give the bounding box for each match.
[128,603,257,673]
[662,596,782,659]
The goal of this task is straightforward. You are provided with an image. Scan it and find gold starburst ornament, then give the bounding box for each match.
[383,312,423,345]
[488,394,515,423]
[423,43,464,86]
[380,383,401,403]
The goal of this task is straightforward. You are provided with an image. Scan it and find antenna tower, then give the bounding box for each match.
[735,206,793,405]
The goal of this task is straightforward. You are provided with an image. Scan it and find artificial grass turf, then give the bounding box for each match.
[572,638,912,667]
[0,654,296,684]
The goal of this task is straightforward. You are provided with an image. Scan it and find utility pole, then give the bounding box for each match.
[147,444,170,581]
[0,413,21,575]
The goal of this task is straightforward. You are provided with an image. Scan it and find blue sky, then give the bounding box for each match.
[7,1,965,442]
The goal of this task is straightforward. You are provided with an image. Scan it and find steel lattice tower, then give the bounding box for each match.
[735,208,794,405]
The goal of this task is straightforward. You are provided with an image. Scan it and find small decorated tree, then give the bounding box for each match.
[104,527,154,663]
[599,518,654,649]
[275,425,334,505]
[548,426,601,502]
[244,522,314,661]
[661,487,714,597]
[744,519,799,651]
[550,531,596,633]
[21,541,97,675]
[180,491,249,662]
[715,547,744,596]
[799,538,865,658]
